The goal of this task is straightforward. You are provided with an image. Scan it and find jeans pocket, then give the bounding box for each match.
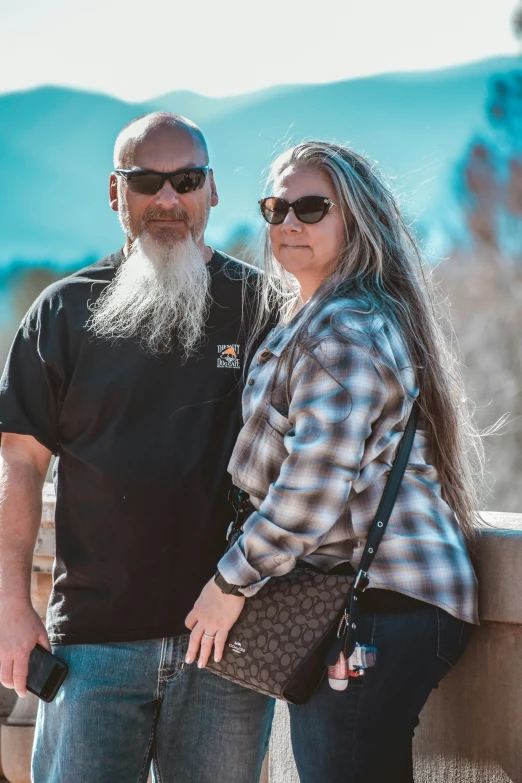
[436,607,468,668]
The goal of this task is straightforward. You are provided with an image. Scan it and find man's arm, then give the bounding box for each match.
[0,433,52,697]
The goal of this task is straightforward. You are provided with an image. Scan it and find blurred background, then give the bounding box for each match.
[0,0,521,511]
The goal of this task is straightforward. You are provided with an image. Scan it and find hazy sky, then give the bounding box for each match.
[1,0,519,101]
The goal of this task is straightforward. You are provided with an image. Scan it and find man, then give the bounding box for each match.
[0,113,274,782]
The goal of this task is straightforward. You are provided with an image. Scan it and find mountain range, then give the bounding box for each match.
[0,55,519,270]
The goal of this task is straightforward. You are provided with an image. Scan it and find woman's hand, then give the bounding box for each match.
[184,578,245,668]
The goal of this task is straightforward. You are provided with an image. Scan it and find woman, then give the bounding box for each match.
[185,141,481,782]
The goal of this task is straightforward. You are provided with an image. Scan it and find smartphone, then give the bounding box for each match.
[26,643,68,702]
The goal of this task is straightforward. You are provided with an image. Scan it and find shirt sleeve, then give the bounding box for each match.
[217,338,389,595]
[0,299,65,454]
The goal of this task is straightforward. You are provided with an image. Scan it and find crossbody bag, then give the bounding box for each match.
[207,402,419,704]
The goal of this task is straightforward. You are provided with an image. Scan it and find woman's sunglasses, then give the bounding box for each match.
[114,166,209,195]
[259,196,336,225]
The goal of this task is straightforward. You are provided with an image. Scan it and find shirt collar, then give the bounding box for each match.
[263,299,315,357]
[262,294,385,359]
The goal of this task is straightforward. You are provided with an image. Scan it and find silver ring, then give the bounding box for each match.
[203,633,216,639]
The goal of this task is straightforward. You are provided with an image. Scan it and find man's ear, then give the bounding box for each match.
[109,173,119,212]
[209,169,219,208]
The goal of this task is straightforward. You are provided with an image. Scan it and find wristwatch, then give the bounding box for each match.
[214,570,244,596]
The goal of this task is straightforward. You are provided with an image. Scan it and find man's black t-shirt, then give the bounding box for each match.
[0,248,260,644]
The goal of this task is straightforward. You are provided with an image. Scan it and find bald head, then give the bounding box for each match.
[114,112,208,170]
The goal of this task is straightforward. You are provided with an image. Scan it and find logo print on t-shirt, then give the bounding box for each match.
[217,344,240,369]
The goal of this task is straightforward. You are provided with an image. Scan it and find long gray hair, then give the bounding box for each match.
[250,140,484,544]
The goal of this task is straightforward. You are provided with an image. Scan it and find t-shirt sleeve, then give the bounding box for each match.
[0,298,65,454]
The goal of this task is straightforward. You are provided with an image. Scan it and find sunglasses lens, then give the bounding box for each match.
[125,173,164,195]
[260,198,288,224]
[294,197,330,224]
[171,169,207,194]
[123,168,208,195]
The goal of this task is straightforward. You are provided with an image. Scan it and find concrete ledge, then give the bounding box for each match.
[413,621,522,782]
[477,512,522,624]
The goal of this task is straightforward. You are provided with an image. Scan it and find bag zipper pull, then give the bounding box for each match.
[324,608,349,667]
[337,608,349,639]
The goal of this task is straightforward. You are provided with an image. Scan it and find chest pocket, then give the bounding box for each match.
[231,404,291,499]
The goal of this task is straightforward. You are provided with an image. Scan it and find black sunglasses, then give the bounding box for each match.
[114,166,210,195]
[259,196,336,225]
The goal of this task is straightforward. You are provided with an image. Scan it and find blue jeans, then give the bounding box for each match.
[32,634,274,783]
[289,605,473,783]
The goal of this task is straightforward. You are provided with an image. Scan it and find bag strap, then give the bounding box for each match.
[326,400,420,664]
[354,400,419,586]
[226,487,251,546]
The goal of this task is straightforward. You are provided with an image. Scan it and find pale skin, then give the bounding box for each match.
[184,581,245,667]
[185,163,347,668]
[0,434,52,697]
[109,123,219,259]
[269,164,345,302]
[0,121,223,693]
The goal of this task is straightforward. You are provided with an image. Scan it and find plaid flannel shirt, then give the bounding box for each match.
[218,296,479,624]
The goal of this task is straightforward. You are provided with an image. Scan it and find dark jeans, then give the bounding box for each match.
[288,603,473,783]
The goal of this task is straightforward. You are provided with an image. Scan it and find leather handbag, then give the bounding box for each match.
[207,403,419,704]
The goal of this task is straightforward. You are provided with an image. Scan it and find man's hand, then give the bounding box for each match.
[185,578,245,669]
[0,600,51,697]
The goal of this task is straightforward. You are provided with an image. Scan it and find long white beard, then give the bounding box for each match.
[88,233,211,359]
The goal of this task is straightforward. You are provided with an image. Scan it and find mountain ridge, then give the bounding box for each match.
[0,55,519,266]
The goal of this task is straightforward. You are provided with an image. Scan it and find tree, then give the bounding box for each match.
[441,3,522,512]
[458,2,522,260]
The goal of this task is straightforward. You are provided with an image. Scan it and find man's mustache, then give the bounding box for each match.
[142,206,190,223]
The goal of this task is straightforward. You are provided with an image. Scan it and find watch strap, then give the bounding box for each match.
[214,570,244,596]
